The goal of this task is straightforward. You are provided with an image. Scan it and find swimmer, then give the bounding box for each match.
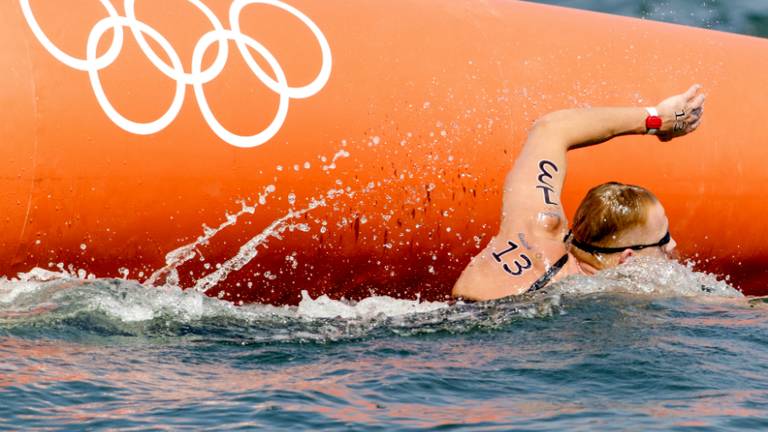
[453,85,706,301]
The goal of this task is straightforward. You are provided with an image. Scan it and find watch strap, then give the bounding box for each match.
[645,107,661,135]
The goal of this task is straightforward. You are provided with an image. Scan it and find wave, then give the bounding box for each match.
[0,258,743,343]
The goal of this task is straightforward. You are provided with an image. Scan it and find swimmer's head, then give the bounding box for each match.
[570,182,677,270]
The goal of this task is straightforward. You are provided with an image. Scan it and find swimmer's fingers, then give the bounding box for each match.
[657,115,702,141]
[689,92,706,109]
[685,96,705,133]
[654,84,705,141]
[690,106,703,117]
[690,108,703,130]
[688,117,702,132]
[655,84,702,132]
[682,83,702,101]
[686,93,706,123]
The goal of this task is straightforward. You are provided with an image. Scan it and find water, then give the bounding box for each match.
[4,259,768,430]
[529,0,768,38]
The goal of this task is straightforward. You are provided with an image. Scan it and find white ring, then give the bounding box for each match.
[124,0,229,85]
[229,0,332,99]
[20,0,332,148]
[19,0,124,71]
[87,16,186,135]
[192,29,289,148]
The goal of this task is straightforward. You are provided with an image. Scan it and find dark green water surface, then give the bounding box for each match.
[529,0,768,38]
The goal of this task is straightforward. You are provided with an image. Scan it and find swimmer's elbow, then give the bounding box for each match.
[451,285,466,299]
[452,261,479,299]
[451,272,470,299]
[532,110,571,130]
[527,111,572,149]
[530,113,554,134]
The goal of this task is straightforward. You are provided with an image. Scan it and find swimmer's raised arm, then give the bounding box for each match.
[500,85,705,237]
[452,85,704,300]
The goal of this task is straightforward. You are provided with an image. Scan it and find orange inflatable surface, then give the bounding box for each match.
[2,0,768,303]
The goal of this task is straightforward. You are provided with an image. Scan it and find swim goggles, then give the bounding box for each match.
[569,230,671,254]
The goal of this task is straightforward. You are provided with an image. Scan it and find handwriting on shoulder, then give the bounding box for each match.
[536,160,559,206]
[491,239,532,276]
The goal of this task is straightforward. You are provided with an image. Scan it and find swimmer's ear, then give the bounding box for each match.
[618,249,634,265]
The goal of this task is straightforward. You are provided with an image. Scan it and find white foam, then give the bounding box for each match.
[296,290,448,319]
[88,284,207,322]
[550,257,742,298]
[0,256,752,345]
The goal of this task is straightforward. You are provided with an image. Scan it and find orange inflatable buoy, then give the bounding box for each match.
[2,0,768,303]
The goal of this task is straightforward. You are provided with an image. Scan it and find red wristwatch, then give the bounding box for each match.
[645,107,662,134]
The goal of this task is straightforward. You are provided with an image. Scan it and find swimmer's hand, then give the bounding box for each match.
[654,84,706,142]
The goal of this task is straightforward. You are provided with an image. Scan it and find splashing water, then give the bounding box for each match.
[192,199,325,293]
[145,184,278,287]
[547,257,741,298]
[0,257,742,343]
[142,146,360,296]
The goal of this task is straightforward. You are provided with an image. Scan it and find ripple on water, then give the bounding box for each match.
[2,258,767,430]
[0,258,743,343]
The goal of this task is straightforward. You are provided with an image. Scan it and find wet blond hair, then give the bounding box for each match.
[570,182,658,267]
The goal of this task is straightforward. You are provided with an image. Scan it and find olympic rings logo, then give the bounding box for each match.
[19,0,332,148]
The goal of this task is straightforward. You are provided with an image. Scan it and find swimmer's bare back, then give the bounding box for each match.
[452,85,706,301]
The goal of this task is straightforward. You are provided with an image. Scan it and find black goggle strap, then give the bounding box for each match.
[568,230,670,254]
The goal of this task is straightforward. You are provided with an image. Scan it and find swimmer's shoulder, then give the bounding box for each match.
[452,243,518,301]
[453,230,569,300]
[527,212,587,283]
[527,210,568,239]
